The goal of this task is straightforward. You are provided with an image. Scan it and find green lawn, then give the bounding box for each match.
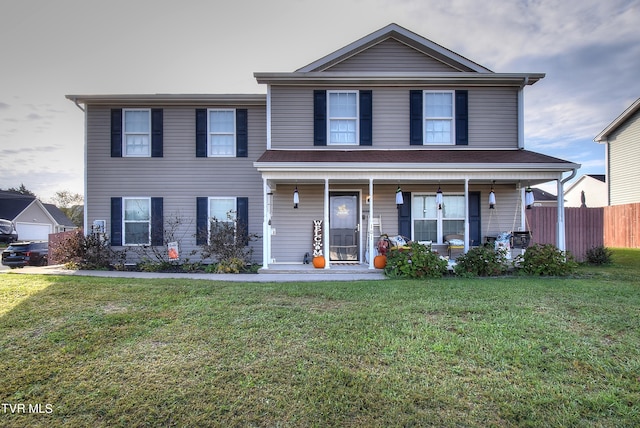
[1,250,639,427]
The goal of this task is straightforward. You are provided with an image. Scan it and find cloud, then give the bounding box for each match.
[0,102,9,110]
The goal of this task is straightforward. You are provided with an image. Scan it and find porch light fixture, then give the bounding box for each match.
[435,186,443,210]
[395,186,404,208]
[489,182,496,209]
[525,186,534,209]
[293,186,299,209]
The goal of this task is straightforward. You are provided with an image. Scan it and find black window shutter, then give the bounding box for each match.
[196,197,208,245]
[313,90,327,146]
[397,192,412,239]
[236,197,249,246]
[236,109,248,157]
[409,91,423,145]
[455,90,468,145]
[111,109,123,157]
[359,90,373,146]
[151,109,163,157]
[151,197,163,246]
[110,197,122,246]
[195,109,207,157]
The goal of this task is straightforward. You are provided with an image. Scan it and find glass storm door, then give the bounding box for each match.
[329,193,359,261]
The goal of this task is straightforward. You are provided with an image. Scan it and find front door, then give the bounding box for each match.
[329,192,359,261]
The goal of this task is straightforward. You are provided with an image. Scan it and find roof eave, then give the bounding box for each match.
[254,72,544,87]
[65,94,267,107]
[594,97,640,142]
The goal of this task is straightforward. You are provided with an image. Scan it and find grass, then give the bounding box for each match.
[1,250,639,427]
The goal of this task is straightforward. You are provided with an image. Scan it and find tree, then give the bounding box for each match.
[51,190,84,228]
[6,183,36,197]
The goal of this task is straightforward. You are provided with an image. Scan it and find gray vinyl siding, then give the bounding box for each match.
[608,109,640,205]
[325,38,461,72]
[270,86,519,149]
[85,105,266,262]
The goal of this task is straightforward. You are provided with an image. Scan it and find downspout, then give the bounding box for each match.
[556,167,578,252]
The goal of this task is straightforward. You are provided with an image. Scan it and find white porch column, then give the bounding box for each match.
[262,178,270,269]
[368,178,374,269]
[520,186,526,231]
[324,178,330,269]
[464,178,470,252]
[557,178,566,252]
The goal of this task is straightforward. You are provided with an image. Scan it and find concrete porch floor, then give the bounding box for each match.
[259,263,383,275]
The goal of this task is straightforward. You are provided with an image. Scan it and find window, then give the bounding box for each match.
[123,197,151,245]
[412,194,465,243]
[208,109,235,156]
[328,91,358,145]
[123,109,151,156]
[424,91,454,144]
[209,197,237,224]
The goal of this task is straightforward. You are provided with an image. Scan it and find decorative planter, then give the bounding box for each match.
[374,255,387,269]
[312,256,326,269]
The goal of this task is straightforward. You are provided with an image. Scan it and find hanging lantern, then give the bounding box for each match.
[525,186,534,209]
[293,186,299,209]
[435,186,443,210]
[489,182,496,209]
[395,186,404,208]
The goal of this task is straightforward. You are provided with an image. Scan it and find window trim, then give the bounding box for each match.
[423,90,455,145]
[208,196,238,241]
[123,109,151,157]
[412,193,465,243]
[122,197,151,246]
[207,108,236,157]
[327,90,359,146]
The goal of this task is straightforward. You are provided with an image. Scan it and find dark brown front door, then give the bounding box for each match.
[329,192,359,261]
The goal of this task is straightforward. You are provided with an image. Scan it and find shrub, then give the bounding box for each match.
[51,229,124,270]
[384,242,448,279]
[515,243,577,276]
[198,214,260,273]
[454,245,508,277]
[585,245,613,265]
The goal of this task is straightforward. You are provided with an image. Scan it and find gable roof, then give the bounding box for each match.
[255,23,544,87]
[43,203,76,227]
[594,97,640,142]
[0,190,36,220]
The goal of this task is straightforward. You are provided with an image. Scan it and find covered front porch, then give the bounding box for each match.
[255,151,578,270]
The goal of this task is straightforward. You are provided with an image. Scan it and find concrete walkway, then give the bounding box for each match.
[1,264,386,282]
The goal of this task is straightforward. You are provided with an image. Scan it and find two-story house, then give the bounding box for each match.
[67,23,578,270]
[594,97,640,206]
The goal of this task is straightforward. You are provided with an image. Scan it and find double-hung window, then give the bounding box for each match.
[209,197,237,226]
[123,109,151,156]
[123,197,151,245]
[208,109,236,156]
[424,91,454,145]
[328,91,358,145]
[412,194,465,243]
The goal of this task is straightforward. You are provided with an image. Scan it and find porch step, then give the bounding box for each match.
[259,264,383,275]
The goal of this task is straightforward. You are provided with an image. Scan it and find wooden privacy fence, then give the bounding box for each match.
[604,203,640,248]
[526,207,604,262]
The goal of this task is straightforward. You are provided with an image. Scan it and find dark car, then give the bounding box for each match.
[1,241,48,268]
[0,219,18,243]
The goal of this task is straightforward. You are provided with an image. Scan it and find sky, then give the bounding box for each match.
[1,0,639,202]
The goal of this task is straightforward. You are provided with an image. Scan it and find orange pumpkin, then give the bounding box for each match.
[312,256,325,269]
[374,255,387,269]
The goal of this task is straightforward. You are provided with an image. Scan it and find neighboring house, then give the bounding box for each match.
[564,174,607,207]
[594,98,640,206]
[530,187,558,207]
[67,23,579,269]
[0,191,76,241]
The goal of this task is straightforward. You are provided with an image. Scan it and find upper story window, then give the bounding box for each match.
[424,91,454,145]
[124,109,151,156]
[123,197,151,245]
[208,109,236,157]
[328,91,359,145]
